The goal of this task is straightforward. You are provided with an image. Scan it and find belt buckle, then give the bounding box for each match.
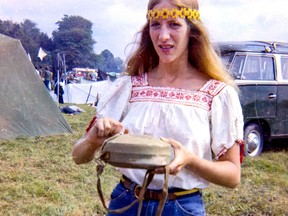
[133,185,141,199]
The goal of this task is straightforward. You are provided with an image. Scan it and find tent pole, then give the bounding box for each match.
[57,69,60,108]
[57,53,60,108]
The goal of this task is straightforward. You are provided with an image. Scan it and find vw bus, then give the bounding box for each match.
[216,41,288,157]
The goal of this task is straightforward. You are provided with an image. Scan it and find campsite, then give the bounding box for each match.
[0,33,287,215]
[1,104,287,215]
[0,34,72,140]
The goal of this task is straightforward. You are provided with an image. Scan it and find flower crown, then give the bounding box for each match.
[147,7,201,21]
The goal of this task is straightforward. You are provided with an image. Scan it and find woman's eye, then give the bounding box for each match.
[169,22,181,28]
[150,22,160,29]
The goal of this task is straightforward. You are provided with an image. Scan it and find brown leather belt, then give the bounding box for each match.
[121,175,199,201]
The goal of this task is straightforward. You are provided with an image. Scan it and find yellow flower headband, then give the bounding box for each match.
[147,7,201,21]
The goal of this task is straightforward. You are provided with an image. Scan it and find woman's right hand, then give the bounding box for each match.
[92,117,125,137]
[72,117,125,164]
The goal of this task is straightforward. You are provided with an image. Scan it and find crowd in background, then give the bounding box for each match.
[35,66,65,103]
[35,65,116,104]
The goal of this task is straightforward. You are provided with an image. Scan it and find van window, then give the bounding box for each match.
[260,56,274,80]
[243,56,259,80]
[281,57,288,80]
[232,55,275,80]
[230,55,246,79]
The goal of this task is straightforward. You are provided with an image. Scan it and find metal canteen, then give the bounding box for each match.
[100,134,173,169]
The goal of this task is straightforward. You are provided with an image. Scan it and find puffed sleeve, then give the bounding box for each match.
[96,75,132,121]
[210,85,244,159]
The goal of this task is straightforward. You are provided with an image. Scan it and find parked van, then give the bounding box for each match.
[215,41,288,157]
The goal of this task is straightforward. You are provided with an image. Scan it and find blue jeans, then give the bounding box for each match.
[106,182,206,216]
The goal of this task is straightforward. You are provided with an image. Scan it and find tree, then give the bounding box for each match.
[0,20,23,39]
[0,19,52,65]
[52,15,96,69]
[39,33,54,52]
[94,49,124,72]
[20,20,53,67]
[0,17,124,73]
[20,20,41,61]
[114,57,124,72]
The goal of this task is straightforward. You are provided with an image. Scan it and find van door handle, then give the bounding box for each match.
[268,94,277,99]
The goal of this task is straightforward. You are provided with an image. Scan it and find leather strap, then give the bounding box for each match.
[137,170,154,216]
[156,165,169,216]
[95,160,169,216]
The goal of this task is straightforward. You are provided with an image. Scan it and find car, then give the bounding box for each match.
[215,41,288,157]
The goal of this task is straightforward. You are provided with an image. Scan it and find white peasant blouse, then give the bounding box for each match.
[96,73,244,190]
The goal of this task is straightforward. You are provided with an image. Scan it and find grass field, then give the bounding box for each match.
[0,105,287,216]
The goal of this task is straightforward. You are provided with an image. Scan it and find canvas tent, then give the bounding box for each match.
[50,81,111,104]
[0,34,72,140]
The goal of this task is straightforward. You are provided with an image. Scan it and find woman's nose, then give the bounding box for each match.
[159,25,170,42]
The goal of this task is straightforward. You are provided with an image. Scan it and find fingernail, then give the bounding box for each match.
[160,137,168,142]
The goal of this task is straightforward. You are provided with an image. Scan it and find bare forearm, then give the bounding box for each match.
[166,139,241,188]
[186,156,241,188]
[186,143,241,188]
[72,136,103,164]
[72,117,124,165]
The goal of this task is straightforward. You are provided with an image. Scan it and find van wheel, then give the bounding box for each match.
[244,123,264,157]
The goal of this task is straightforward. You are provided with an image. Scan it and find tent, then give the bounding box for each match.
[0,34,72,140]
[50,81,111,104]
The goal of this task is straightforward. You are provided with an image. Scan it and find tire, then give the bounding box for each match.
[244,123,264,157]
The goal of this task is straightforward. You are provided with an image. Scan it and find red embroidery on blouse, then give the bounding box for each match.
[131,73,149,87]
[85,116,97,134]
[201,79,227,96]
[130,73,227,111]
[216,140,245,164]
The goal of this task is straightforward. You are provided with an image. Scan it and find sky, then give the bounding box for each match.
[1,0,288,60]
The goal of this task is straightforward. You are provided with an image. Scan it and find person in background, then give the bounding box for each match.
[72,0,244,215]
[54,78,65,104]
[42,66,53,90]
[90,69,98,81]
[67,72,77,84]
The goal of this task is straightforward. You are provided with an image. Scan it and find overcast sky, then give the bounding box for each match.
[1,0,287,60]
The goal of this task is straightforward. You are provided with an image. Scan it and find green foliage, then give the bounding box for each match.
[0,20,23,40]
[52,15,123,72]
[0,105,287,215]
[94,50,124,72]
[52,15,96,69]
[0,19,52,65]
[0,16,124,73]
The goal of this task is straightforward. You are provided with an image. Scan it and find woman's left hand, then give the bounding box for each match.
[153,138,241,188]
[154,138,192,175]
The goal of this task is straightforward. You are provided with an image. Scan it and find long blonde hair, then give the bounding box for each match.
[125,0,237,89]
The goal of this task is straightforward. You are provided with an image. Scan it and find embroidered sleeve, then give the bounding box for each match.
[215,139,245,164]
[210,85,244,162]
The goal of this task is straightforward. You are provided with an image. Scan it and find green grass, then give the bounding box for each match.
[1,105,288,215]
[204,151,288,215]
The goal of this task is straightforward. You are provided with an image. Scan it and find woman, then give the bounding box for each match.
[72,0,244,215]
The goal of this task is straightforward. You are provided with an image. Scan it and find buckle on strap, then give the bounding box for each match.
[133,185,141,199]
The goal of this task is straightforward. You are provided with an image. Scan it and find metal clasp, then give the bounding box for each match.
[133,185,141,199]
